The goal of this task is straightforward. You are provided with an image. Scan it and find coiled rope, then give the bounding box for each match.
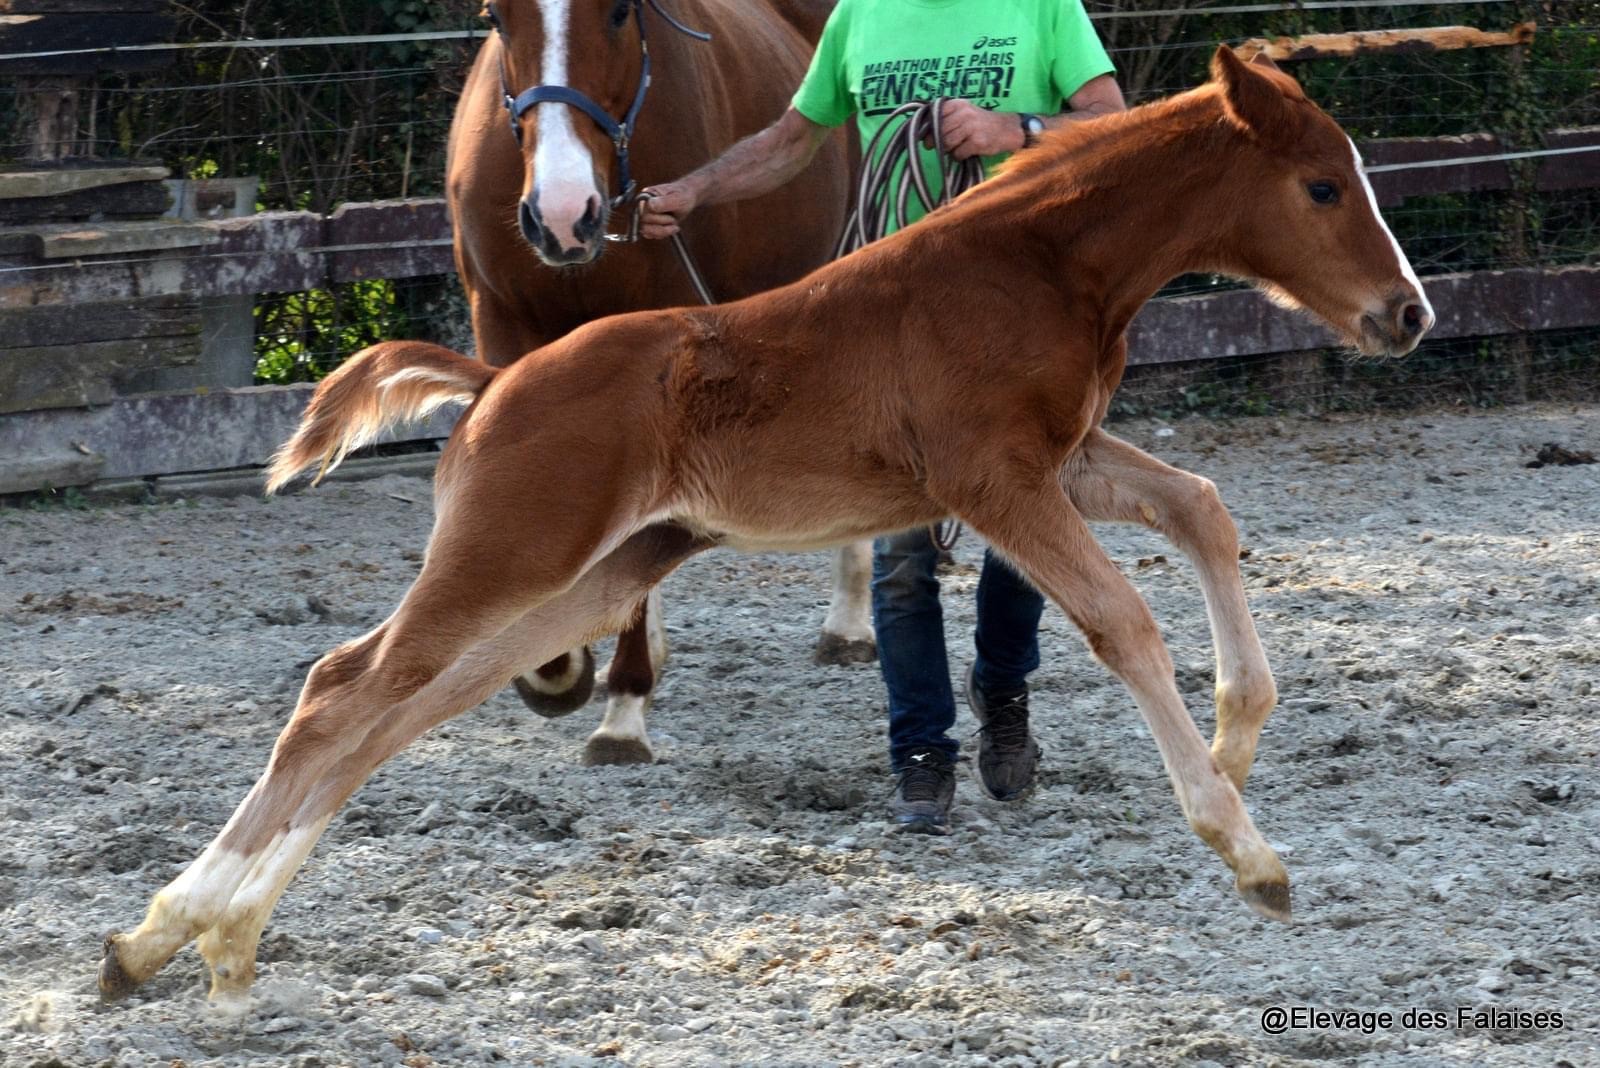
[835,99,985,551]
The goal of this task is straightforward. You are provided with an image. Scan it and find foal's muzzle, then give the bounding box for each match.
[519,193,607,266]
[1361,288,1435,357]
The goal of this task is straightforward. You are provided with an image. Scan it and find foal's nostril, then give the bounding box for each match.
[1402,303,1422,335]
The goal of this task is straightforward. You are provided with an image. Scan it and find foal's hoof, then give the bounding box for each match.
[813,632,877,666]
[583,733,655,766]
[98,934,138,1000]
[1238,876,1293,923]
[512,647,596,718]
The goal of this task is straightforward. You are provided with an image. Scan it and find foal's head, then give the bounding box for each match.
[1208,47,1434,357]
[484,0,647,265]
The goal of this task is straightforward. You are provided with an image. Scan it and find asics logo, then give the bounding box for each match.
[972,35,1017,49]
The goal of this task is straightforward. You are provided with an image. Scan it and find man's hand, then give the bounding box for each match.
[639,180,700,239]
[937,99,1025,159]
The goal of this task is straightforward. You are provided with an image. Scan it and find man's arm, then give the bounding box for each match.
[640,107,833,239]
[937,74,1127,159]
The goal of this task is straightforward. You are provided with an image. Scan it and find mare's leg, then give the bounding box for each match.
[1064,429,1276,791]
[955,474,1289,920]
[585,586,666,765]
[815,540,877,665]
[101,522,711,1001]
[513,648,597,717]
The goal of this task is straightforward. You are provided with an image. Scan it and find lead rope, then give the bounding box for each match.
[834,99,984,553]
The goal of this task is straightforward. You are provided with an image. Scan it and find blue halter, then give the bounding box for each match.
[488,0,711,207]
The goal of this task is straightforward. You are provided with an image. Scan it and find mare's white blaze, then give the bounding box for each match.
[593,692,650,745]
[1346,136,1434,321]
[531,0,598,248]
[821,539,874,643]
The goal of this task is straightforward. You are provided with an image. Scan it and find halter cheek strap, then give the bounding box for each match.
[489,0,709,206]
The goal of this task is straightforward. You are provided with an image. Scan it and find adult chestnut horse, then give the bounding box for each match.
[446,0,869,766]
[102,49,1433,1001]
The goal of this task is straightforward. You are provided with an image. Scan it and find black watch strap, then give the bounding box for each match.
[1019,113,1044,147]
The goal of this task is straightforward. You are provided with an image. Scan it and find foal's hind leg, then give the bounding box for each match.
[815,539,877,665]
[101,523,711,1000]
[585,586,666,765]
[1065,430,1276,791]
[956,475,1289,921]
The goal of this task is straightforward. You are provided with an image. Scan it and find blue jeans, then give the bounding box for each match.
[872,526,1045,771]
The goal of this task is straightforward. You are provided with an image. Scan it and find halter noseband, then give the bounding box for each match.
[488,0,711,210]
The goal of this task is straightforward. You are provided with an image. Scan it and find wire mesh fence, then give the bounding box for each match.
[1,0,1596,408]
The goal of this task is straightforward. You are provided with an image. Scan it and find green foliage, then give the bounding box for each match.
[255,280,410,383]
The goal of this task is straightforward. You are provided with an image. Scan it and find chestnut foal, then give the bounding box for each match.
[102,48,1432,1001]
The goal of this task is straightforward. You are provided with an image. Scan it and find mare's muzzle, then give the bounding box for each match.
[519,191,607,266]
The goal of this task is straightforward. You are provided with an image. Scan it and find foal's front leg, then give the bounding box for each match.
[957,475,1289,920]
[1064,429,1276,791]
[814,539,877,664]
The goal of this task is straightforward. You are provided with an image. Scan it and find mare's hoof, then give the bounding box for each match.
[1239,877,1292,923]
[583,734,655,766]
[512,647,596,718]
[813,633,877,666]
[98,934,138,1000]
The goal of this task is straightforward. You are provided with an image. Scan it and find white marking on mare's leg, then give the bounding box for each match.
[585,693,654,765]
[816,539,877,664]
[521,647,588,694]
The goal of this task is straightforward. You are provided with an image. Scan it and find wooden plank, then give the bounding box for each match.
[327,198,455,282]
[0,1,166,13]
[0,449,103,495]
[0,333,199,413]
[0,180,172,223]
[1236,23,1536,62]
[0,296,197,347]
[1362,127,1600,206]
[0,12,177,74]
[0,384,458,484]
[1126,264,1600,364]
[0,164,168,199]
[21,219,216,258]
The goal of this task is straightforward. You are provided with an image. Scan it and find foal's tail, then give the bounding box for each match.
[265,340,498,494]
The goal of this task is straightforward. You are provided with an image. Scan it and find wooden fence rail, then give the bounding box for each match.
[3,128,1598,494]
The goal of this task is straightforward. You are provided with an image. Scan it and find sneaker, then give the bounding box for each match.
[890,747,956,834]
[965,664,1041,802]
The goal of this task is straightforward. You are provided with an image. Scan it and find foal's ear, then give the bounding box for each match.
[1211,45,1301,143]
[1249,51,1283,73]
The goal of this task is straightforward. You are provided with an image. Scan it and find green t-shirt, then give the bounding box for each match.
[793,0,1114,231]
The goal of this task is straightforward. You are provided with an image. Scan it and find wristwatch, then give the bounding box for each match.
[1019,113,1045,148]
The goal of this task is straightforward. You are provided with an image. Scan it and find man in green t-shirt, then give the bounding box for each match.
[641,0,1124,835]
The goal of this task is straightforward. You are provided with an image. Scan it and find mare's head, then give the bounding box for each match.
[485,0,648,265]
[1207,46,1434,356]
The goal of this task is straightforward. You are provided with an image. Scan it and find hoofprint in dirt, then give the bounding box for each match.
[1,404,1596,1068]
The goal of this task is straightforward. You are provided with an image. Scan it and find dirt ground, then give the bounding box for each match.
[2,403,1596,1068]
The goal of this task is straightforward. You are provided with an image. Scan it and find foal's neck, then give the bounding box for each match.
[928,90,1234,341]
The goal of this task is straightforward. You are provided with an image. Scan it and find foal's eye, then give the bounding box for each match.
[609,0,631,27]
[1308,180,1340,205]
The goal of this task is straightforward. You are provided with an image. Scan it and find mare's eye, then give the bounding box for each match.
[1308,180,1340,205]
[610,0,631,27]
